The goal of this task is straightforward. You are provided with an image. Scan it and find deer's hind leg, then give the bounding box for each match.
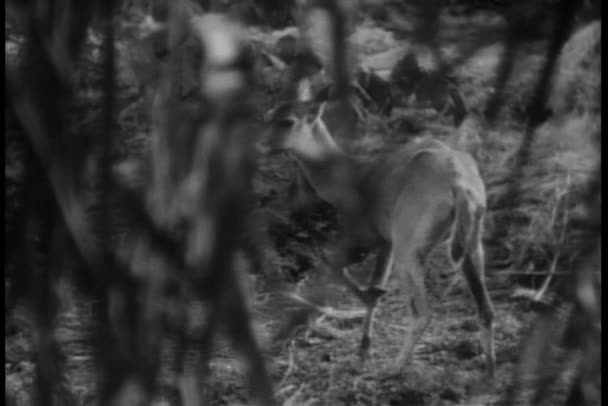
[391,194,454,371]
[463,240,495,378]
[394,251,431,369]
[462,222,496,377]
[455,210,495,377]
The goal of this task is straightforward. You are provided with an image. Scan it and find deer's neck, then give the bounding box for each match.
[290,148,383,253]
[290,148,361,211]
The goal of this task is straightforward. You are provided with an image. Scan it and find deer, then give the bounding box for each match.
[256,87,496,378]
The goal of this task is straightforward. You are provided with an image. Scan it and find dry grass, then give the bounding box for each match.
[549,20,601,115]
[479,114,599,277]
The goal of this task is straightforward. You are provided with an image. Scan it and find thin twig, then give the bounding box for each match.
[274,384,295,399]
[535,174,572,302]
[284,292,366,319]
[494,271,598,276]
[277,340,296,388]
[282,384,308,406]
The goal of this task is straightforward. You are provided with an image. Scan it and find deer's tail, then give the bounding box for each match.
[448,185,478,267]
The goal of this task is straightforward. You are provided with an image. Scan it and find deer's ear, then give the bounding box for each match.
[296,78,313,102]
[314,101,327,123]
[263,106,278,122]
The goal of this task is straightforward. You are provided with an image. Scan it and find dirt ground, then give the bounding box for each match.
[5,258,534,406]
[200,240,536,406]
[5,253,535,406]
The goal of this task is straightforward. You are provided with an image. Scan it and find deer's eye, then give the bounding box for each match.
[276,118,296,129]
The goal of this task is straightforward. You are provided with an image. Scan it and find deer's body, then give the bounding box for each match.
[301,138,482,241]
[259,100,495,377]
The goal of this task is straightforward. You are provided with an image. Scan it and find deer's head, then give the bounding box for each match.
[260,100,339,157]
[257,77,342,160]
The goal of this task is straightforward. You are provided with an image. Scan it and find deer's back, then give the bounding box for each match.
[361,137,485,241]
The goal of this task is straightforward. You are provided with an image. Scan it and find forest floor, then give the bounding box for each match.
[5,7,599,406]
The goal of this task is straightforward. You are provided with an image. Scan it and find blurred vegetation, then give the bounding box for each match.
[5,0,600,405]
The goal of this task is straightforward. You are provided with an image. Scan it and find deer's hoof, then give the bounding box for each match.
[363,287,388,305]
[485,366,495,381]
[358,336,371,361]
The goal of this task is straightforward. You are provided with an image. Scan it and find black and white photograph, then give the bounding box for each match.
[5,0,601,405]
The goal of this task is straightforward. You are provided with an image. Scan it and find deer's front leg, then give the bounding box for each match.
[359,241,393,360]
[337,267,371,304]
[324,239,379,305]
